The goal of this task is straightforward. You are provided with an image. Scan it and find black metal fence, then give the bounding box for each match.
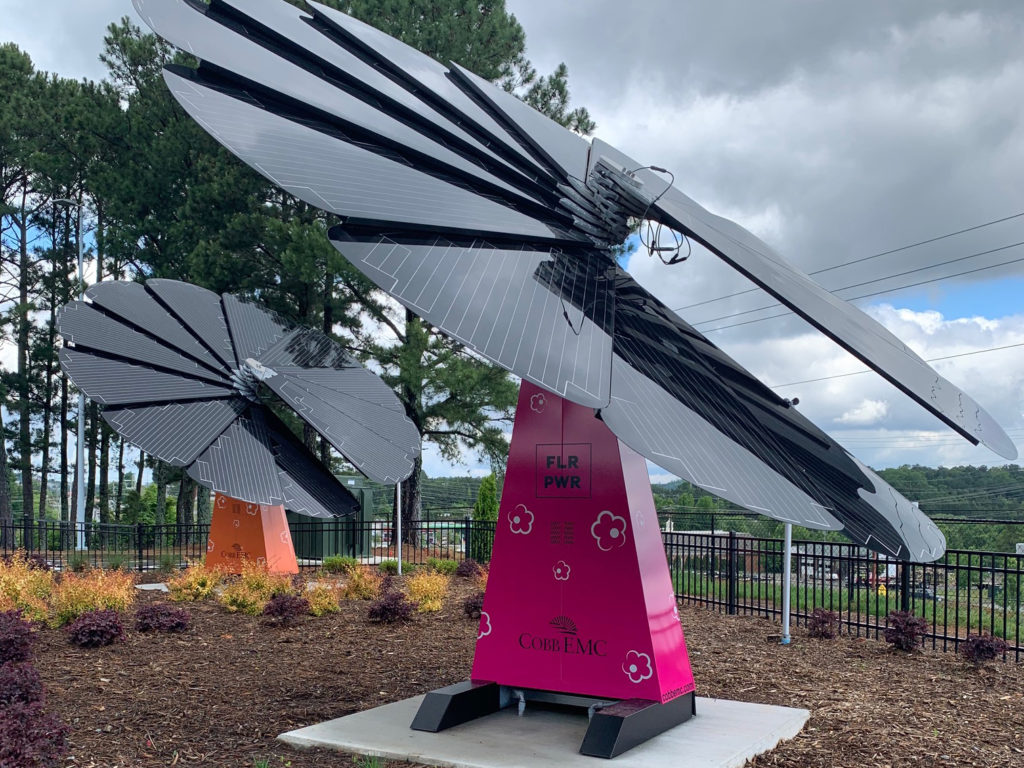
[3,512,1021,661]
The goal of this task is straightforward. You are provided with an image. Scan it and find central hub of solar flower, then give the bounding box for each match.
[231,357,278,401]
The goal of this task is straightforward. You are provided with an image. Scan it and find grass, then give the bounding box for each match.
[673,568,1022,644]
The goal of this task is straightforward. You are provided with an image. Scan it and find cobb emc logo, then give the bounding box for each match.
[518,615,606,657]
[549,615,577,635]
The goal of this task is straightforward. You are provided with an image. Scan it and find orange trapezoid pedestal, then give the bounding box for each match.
[205,494,298,575]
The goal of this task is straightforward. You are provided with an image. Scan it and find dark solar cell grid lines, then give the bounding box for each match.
[58,278,420,518]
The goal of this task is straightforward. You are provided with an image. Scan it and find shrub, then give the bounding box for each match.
[66,553,90,573]
[306,582,342,616]
[157,554,179,574]
[0,661,44,707]
[263,594,310,627]
[66,609,126,648]
[368,578,416,623]
[462,591,485,620]
[218,560,294,615]
[104,553,131,572]
[167,562,222,602]
[884,610,929,652]
[0,701,69,768]
[377,559,416,575]
[0,610,35,665]
[340,567,381,601]
[51,569,135,627]
[0,553,51,572]
[322,555,358,575]
[807,608,840,639]
[0,552,56,623]
[135,603,191,634]
[960,633,1009,666]
[426,557,458,575]
[455,559,483,578]
[407,570,450,613]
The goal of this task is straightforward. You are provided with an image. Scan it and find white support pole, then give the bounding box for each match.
[73,208,87,551]
[396,482,402,575]
[781,523,792,645]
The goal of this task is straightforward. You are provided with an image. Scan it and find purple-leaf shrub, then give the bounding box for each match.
[66,609,126,648]
[262,593,310,627]
[0,610,35,664]
[961,633,1009,666]
[0,701,69,768]
[884,610,929,652]
[462,591,485,620]
[0,661,44,708]
[135,603,191,634]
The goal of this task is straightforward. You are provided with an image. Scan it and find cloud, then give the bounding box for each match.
[836,399,890,426]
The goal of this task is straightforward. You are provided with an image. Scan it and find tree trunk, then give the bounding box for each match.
[0,403,13,550]
[155,462,167,526]
[85,403,98,524]
[98,424,110,524]
[136,450,144,495]
[17,184,34,549]
[196,484,211,527]
[400,454,423,547]
[114,438,125,522]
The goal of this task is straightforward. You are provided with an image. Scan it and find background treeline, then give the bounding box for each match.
[0,1,593,545]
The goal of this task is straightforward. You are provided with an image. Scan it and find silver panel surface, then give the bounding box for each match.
[102,399,246,467]
[221,294,292,363]
[59,348,234,405]
[332,234,614,407]
[86,281,227,373]
[449,63,591,181]
[163,70,565,242]
[134,0,537,209]
[57,301,230,385]
[309,1,551,179]
[147,278,238,370]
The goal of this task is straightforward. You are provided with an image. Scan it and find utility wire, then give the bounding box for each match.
[694,240,1024,327]
[701,250,1024,333]
[673,210,1024,312]
[769,340,1024,387]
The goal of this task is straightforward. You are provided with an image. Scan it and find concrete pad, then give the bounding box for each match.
[279,695,809,768]
[135,583,169,592]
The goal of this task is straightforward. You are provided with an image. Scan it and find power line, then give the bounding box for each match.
[769,340,1024,387]
[701,250,1024,333]
[694,240,1024,328]
[673,210,1024,313]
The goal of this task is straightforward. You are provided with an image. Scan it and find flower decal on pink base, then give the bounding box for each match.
[553,560,571,581]
[530,393,547,413]
[509,504,534,535]
[591,510,627,551]
[478,611,492,640]
[280,530,291,545]
[623,650,653,684]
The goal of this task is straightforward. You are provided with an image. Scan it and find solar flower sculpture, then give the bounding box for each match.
[58,278,419,571]
[134,0,1016,755]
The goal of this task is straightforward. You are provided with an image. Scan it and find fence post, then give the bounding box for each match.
[464,515,472,561]
[135,523,144,573]
[901,562,911,613]
[727,530,738,615]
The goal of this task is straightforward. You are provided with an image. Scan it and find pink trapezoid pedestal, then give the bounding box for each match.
[412,383,695,757]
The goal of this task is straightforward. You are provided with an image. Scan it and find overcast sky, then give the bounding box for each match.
[3,0,1023,480]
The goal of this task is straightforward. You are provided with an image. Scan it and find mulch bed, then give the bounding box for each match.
[30,578,1024,768]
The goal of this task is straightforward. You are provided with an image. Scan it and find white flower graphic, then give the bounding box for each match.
[591,510,627,551]
[232,519,241,529]
[671,595,680,621]
[207,538,215,553]
[216,495,227,509]
[256,556,267,566]
[553,560,571,581]
[530,393,546,413]
[245,503,259,516]
[509,504,534,535]
[477,610,492,640]
[623,650,653,684]
[279,530,291,545]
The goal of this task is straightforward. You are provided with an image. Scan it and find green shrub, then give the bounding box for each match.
[378,560,416,575]
[104,553,130,572]
[322,555,358,575]
[426,557,458,575]
[66,553,89,573]
[157,554,179,574]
